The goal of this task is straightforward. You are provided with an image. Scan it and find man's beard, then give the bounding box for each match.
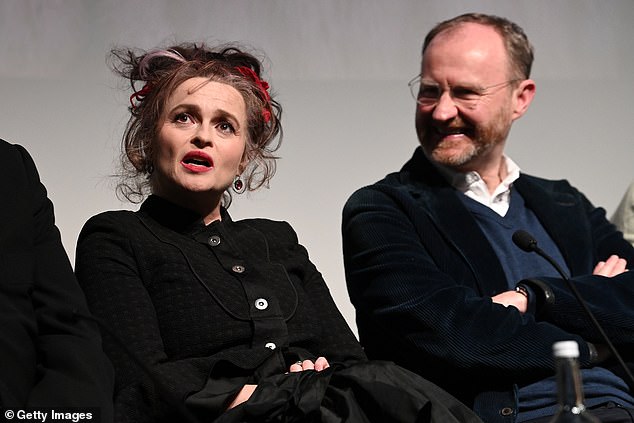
[418,110,511,169]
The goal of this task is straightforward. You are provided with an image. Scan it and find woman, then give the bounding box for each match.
[75,43,481,423]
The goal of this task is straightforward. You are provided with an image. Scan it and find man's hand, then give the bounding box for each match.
[492,290,528,314]
[593,255,628,277]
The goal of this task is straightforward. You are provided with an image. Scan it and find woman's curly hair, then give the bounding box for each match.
[110,42,282,205]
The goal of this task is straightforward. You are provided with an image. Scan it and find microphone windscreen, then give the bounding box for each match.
[512,230,538,252]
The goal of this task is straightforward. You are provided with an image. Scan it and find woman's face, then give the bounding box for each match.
[151,77,248,205]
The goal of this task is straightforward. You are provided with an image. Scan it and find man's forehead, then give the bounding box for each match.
[421,23,509,76]
[428,22,502,48]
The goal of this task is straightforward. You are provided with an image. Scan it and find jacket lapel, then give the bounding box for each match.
[403,149,510,295]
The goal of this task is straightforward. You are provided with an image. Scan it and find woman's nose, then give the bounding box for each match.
[192,125,213,147]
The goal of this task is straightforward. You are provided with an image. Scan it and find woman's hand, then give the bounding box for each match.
[227,384,257,410]
[289,357,330,372]
[227,358,331,410]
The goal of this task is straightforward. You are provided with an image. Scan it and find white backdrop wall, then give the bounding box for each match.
[1,0,633,334]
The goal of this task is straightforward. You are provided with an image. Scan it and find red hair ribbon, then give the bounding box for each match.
[236,66,272,123]
[129,83,154,109]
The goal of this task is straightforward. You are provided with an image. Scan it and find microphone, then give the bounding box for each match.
[511,230,538,252]
[512,230,634,387]
[58,309,200,423]
[512,230,570,281]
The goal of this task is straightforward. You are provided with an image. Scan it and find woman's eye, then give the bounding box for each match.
[217,122,236,135]
[174,113,192,124]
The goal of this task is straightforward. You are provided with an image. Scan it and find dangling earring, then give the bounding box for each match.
[233,175,246,194]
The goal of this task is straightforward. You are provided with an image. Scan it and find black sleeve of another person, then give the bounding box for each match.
[0,140,113,420]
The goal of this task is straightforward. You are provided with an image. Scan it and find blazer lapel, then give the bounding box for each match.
[404,150,510,295]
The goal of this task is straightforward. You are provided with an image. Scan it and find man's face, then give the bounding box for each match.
[415,23,522,172]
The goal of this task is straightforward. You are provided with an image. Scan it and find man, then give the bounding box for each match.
[0,139,113,421]
[342,13,634,423]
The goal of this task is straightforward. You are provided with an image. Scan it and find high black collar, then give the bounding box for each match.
[139,195,232,236]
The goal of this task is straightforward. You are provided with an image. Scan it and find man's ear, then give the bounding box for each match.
[511,79,536,121]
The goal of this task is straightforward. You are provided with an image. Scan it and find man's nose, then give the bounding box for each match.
[431,91,459,122]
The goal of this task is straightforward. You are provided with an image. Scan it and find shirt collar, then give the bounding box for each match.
[433,155,521,193]
[432,156,521,216]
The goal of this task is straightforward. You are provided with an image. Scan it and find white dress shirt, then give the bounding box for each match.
[434,156,521,217]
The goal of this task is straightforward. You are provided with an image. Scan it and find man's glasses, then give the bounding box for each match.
[408,75,520,110]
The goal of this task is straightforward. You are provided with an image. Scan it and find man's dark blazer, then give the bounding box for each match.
[342,147,634,423]
[0,140,113,419]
